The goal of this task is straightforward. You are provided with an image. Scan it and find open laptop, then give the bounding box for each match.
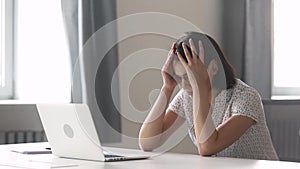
[36,104,149,162]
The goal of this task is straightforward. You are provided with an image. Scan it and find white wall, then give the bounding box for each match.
[116,0,224,153]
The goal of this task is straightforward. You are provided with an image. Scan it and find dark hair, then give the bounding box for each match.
[174,32,236,89]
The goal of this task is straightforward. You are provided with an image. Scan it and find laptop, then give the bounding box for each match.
[36,103,149,162]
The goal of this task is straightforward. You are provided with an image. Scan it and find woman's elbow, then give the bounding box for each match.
[138,138,155,152]
[198,149,211,156]
[197,144,214,156]
[138,129,163,151]
[139,145,153,152]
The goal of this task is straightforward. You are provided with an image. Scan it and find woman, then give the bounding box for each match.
[138,32,278,160]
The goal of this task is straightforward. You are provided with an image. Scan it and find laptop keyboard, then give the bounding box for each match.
[104,154,128,161]
[104,154,125,158]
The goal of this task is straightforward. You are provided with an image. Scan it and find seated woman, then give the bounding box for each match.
[138,31,278,160]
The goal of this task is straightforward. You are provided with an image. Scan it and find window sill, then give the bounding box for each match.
[271,95,300,100]
[0,99,70,105]
[263,97,300,105]
[0,100,36,105]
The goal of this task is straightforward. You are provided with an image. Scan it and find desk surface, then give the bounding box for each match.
[1,142,300,169]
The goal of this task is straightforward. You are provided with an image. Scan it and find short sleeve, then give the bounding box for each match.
[167,89,186,118]
[231,89,263,123]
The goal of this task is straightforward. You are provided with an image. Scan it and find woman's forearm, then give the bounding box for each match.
[193,87,217,154]
[139,85,174,151]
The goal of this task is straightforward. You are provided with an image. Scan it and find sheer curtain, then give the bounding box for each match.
[61,0,121,143]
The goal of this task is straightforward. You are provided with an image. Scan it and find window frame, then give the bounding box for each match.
[0,0,14,99]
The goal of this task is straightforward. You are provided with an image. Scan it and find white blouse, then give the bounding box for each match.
[168,79,279,160]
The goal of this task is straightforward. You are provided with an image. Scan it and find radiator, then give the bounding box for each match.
[0,130,47,144]
[267,119,300,162]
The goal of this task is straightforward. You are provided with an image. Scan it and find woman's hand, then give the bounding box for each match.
[161,42,178,91]
[176,39,211,93]
[177,39,215,154]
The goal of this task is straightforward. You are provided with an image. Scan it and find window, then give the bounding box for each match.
[14,0,71,103]
[272,0,300,99]
[0,0,4,86]
[0,0,71,102]
[0,0,13,99]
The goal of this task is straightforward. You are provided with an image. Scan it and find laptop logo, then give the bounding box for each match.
[63,124,74,138]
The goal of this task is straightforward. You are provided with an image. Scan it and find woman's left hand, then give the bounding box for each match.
[176,39,211,94]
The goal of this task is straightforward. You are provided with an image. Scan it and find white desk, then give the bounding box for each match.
[1,142,300,169]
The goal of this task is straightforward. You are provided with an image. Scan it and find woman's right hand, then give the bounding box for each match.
[161,42,178,91]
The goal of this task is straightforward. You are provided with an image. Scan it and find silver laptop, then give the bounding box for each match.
[36,103,149,162]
